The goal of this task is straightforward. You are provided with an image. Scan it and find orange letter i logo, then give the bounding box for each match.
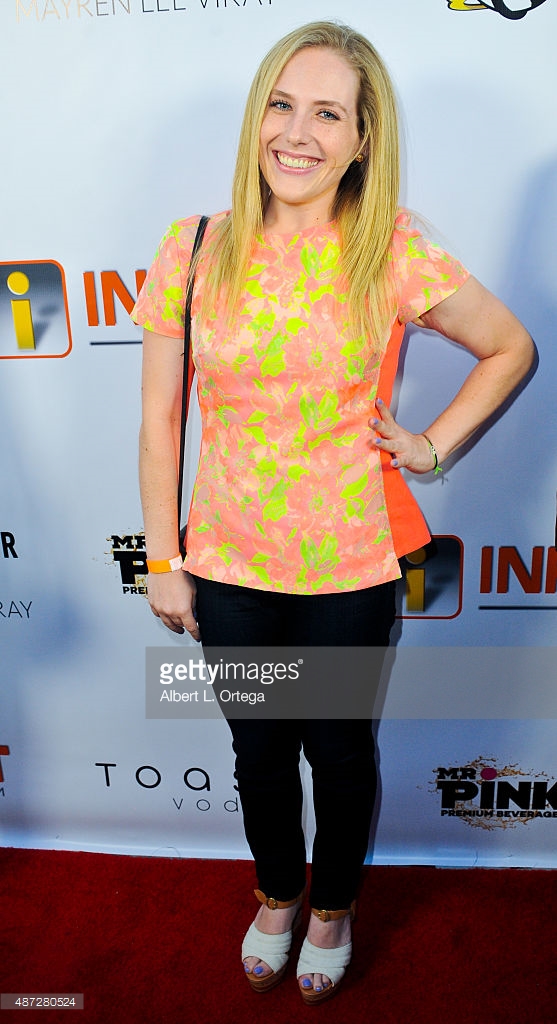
[7,271,35,349]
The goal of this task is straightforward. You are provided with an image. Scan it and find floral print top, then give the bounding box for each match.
[132,210,469,594]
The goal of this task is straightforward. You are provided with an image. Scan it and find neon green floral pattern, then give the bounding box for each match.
[132,210,468,594]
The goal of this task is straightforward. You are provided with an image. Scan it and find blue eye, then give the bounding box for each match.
[269,99,291,111]
[318,110,339,121]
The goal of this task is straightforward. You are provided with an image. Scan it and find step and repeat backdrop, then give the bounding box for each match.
[1,0,556,866]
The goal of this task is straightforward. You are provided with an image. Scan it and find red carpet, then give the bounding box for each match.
[1,848,554,1023]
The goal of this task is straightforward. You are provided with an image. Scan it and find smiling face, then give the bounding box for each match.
[259,47,363,228]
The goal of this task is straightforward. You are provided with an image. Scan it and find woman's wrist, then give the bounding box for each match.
[146,554,183,573]
[421,433,443,475]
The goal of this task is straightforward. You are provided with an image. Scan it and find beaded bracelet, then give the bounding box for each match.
[422,434,443,475]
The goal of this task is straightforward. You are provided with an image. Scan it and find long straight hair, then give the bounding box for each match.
[200,21,400,347]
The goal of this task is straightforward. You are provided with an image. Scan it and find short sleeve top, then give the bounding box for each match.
[132,209,469,595]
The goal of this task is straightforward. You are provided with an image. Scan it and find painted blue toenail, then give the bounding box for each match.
[244,964,250,972]
[254,966,264,975]
[315,986,322,992]
[302,979,312,988]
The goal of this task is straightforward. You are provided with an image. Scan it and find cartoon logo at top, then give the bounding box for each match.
[448,0,549,18]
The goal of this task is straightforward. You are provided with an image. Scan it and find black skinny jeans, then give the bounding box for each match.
[193,575,396,909]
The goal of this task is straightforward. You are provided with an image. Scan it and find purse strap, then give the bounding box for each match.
[177,215,209,531]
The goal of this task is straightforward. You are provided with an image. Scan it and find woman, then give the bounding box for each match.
[133,21,533,1004]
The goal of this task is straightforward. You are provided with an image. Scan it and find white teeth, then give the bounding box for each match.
[276,152,319,169]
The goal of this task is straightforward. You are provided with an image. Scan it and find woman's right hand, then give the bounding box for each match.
[146,569,201,641]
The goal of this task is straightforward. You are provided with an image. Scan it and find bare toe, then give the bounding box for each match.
[299,972,332,993]
[244,956,272,978]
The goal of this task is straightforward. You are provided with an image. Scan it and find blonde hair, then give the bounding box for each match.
[201,21,400,347]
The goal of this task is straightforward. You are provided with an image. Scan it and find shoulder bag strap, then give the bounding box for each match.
[177,214,209,532]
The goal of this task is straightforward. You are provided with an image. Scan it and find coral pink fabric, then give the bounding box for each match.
[132,210,469,594]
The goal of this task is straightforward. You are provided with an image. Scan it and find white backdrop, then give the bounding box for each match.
[1,0,556,866]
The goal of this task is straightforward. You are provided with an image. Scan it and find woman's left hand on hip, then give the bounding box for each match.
[369,398,435,474]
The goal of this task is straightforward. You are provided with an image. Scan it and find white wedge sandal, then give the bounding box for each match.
[242,888,304,993]
[296,901,356,1004]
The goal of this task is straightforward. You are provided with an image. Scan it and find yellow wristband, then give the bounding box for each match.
[146,555,183,573]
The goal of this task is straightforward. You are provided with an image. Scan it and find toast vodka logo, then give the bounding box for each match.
[397,536,463,619]
[95,760,239,814]
[434,758,557,828]
[447,0,549,18]
[108,533,148,594]
[0,262,72,359]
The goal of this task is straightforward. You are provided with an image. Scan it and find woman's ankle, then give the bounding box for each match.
[306,912,352,948]
[255,901,300,934]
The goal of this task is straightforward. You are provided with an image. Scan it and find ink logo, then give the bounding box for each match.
[479,544,557,609]
[434,758,557,829]
[84,269,146,334]
[447,0,549,19]
[397,536,463,619]
[108,533,147,595]
[0,261,72,359]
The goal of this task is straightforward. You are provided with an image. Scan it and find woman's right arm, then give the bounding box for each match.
[139,328,200,640]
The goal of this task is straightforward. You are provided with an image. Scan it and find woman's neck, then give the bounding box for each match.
[263,196,334,235]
